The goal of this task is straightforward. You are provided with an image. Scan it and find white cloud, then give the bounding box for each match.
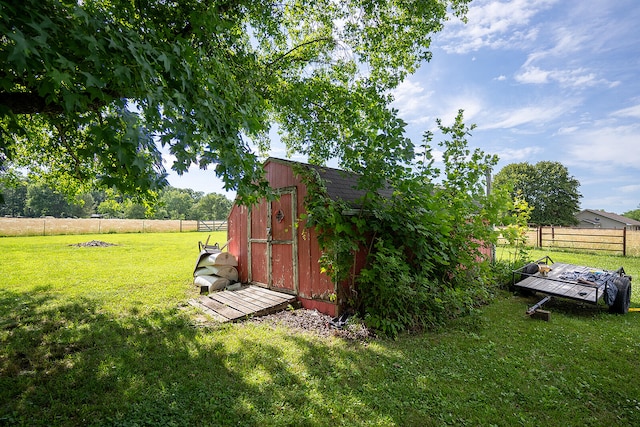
[514,66,550,84]
[565,124,640,169]
[495,146,543,162]
[620,184,640,194]
[391,78,484,128]
[494,75,507,81]
[522,27,591,67]
[438,0,558,54]
[515,66,609,89]
[437,93,484,126]
[391,79,435,125]
[579,193,632,214]
[556,126,579,135]
[482,99,578,130]
[611,104,640,119]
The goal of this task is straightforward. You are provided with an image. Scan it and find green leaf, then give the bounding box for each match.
[158,53,171,73]
[49,69,71,87]
[80,71,105,88]
[7,29,29,71]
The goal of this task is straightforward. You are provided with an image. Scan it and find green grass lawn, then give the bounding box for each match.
[1,234,640,426]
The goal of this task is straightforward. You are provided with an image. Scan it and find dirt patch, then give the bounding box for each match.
[69,240,117,247]
[248,308,374,342]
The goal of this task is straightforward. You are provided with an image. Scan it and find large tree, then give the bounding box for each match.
[24,181,94,217]
[191,193,233,220]
[493,161,581,226]
[623,207,640,222]
[0,177,26,216]
[0,0,470,202]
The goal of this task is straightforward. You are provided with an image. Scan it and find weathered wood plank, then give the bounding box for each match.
[188,299,228,323]
[524,278,565,294]
[253,301,295,317]
[564,283,595,300]
[210,292,266,313]
[249,286,295,303]
[235,288,280,305]
[190,285,297,322]
[218,290,271,310]
[216,292,265,313]
[229,290,280,310]
[530,309,551,321]
[199,296,246,320]
[237,288,291,306]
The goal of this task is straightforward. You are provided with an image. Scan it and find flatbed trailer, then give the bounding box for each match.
[512,256,632,315]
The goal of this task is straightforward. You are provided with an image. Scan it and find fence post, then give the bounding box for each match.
[538,226,542,248]
[623,227,627,257]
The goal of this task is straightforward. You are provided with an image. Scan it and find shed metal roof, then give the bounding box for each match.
[266,157,393,206]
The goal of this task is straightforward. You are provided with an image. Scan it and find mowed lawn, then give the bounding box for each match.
[1,233,640,426]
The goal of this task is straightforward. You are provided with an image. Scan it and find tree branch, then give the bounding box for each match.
[0,91,115,115]
[266,37,335,68]
[0,92,64,115]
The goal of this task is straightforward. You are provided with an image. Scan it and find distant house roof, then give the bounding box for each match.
[577,209,640,227]
[267,158,393,206]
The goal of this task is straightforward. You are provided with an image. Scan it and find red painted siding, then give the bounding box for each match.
[227,204,248,281]
[227,159,339,316]
[227,158,494,318]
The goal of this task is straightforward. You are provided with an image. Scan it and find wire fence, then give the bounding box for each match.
[0,218,201,236]
[197,220,228,232]
[499,226,640,257]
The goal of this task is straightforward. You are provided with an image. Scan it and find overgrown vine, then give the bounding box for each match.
[293,164,367,308]
[295,111,516,337]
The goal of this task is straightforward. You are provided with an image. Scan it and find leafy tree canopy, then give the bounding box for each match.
[493,161,581,226]
[0,176,231,219]
[622,208,640,222]
[1,0,470,203]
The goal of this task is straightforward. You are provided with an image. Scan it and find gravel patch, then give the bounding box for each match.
[69,240,117,247]
[248,308,374,342]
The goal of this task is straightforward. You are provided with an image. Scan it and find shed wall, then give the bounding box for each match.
[228,158,494,318]
[227,159,338,316]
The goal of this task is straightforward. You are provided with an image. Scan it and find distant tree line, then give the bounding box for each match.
[623,206,640,222]
[0,178,233,220]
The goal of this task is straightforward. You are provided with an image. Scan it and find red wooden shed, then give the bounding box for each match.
[226,157,375,317]
[226,157,494,318]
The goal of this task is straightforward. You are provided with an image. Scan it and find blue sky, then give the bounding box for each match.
[167,0,640,215]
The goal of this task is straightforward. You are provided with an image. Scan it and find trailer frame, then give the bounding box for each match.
[512,256,632,315]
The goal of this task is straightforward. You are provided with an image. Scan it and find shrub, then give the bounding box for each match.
[300,111,516,337]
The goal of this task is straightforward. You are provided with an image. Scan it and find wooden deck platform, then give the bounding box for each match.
[516,262,608,304]
[189,285,298,322]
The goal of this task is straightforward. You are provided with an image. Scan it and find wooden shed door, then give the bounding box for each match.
[248,187,298,294]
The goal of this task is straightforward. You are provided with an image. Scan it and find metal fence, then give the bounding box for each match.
[537,227,627,255]
[0,218,199,236]
[197,220,228,232]
[500,226,640,257]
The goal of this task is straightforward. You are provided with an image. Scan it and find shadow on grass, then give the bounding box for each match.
[0,288,419,426]
[513,291,614,318]
[4,286,639,427]
[0,288,258,426]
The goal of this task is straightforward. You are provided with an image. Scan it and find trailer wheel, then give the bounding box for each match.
[519,263,539,282]
[610,277,631,314]
[516,263,539,296]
